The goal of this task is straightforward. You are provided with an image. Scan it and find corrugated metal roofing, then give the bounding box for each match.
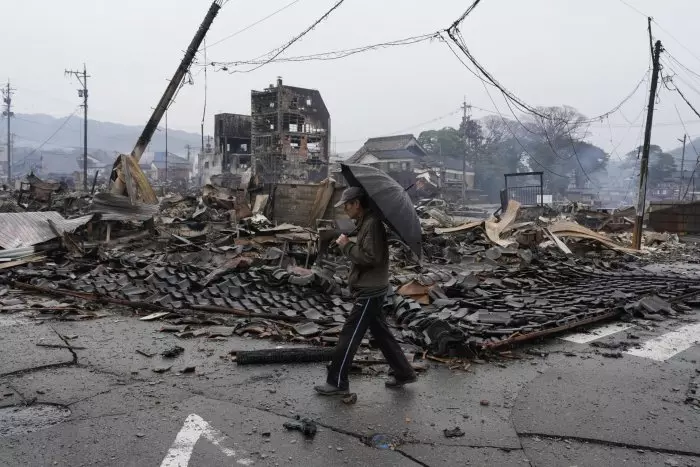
[0,212,93,249]
[90,193,160,222]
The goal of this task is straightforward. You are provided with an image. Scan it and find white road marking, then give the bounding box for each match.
[560,323,633,344]
[160,413,254,467]
[625,322,700,362]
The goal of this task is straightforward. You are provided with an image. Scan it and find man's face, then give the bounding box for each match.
[344,199,362,220]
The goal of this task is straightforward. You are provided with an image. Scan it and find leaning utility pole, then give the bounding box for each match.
[165,109,169,182]
[2,81,14,182]
[65,65,89,191]
[632,39,663,250]
[678,135,686,200]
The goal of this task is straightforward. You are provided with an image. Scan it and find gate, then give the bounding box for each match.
[504,171,544,206]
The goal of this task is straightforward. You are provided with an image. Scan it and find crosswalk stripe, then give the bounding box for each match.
[560,323,633,344]
[625,322,700,362]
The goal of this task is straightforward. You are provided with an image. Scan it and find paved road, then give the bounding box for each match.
[0,304,698,466]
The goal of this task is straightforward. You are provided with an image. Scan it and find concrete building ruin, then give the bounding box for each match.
[251,78,330,185]
[214,113,252,173]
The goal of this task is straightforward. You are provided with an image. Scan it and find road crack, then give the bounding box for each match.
[49,326,78,364]
[517,433,700,458]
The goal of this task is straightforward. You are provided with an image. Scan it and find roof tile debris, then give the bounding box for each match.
[0,173,698,362]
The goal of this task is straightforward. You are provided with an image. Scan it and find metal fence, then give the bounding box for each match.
[504,172,544,206]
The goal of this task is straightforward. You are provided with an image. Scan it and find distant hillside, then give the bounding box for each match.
[9,113,202,157]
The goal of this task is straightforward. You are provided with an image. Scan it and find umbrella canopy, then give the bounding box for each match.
[340,163,422,259]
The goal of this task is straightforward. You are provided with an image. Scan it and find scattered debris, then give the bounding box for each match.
[341,393,358,405]
[283,416,318,439]
[443,427,466,438]
[161,346,185,359]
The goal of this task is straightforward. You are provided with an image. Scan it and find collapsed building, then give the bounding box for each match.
[251,78,331,185]
[214,113,252,180]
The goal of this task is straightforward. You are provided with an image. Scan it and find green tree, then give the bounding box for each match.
[418,128,463,159]
[649,149,677,186]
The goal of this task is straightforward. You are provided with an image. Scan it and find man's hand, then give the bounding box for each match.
[336,234,350,247]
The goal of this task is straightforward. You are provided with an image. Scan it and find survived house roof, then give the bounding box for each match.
[364,134,417,152]
[348,134,427,164]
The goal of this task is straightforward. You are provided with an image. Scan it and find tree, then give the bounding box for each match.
[649,149,677,186]
[418,128,463,159]
[521,106,608,195]
[474,116,527,200]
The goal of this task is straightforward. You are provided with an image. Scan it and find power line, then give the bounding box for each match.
[335,107,462,144]
[211,33,438,70]
[616,0,700,67]
[23,107,80,160]
[203,0,303,51]
[226,0,347,74]
[672,103,700,200]
[446,7,650,125]
[665,51,700,83]
[480,80,568,178]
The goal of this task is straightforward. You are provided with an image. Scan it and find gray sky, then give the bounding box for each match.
[2,0,700,158]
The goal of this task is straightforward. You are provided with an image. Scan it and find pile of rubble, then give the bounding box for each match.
[0,175,698,359]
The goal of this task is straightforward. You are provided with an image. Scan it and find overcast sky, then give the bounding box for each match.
[2,0,700,159]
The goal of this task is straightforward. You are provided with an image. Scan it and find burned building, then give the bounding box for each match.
[251,78,330,184]
[214,113,252,172]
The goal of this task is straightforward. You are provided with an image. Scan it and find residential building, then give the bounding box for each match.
[347,134,475,191]
[348,134,426,170]
[251,78,331,184]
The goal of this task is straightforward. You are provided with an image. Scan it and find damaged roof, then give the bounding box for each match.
[0,212,93,249]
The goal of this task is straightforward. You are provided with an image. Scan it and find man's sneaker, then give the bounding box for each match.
[385,375,417,388]
[314,383,349,396]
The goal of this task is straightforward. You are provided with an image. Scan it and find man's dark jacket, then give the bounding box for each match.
[339,210,389,298]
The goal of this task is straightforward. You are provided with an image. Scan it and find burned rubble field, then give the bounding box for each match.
[1,191,699,358]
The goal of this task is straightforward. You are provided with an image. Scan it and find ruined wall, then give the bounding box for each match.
[214,113,252,172]
[251,79,330,185]
[271,183,344,226]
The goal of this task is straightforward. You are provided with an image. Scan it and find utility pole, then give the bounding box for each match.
[632,39,663,250]
[185,144,192,161]
[2,81,14,183]
[461,98,471,202]
[165,109,169,182]
[678,134,686,200]
[65,65,89,191]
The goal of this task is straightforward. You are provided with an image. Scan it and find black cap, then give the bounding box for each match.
[334,186,365,208]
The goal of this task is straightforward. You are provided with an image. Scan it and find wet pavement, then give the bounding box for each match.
[0,303,699,466]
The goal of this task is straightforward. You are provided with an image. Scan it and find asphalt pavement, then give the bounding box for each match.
[0,302,698,466]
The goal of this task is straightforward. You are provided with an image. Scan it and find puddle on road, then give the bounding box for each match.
[0,404,72,437]
[364,433,401,450]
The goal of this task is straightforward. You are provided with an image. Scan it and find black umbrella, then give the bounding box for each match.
[340,163,422,259]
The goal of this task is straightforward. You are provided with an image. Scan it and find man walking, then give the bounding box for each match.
[315,186,417,396]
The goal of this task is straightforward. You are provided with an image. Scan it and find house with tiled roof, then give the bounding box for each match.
[346,134,428,171]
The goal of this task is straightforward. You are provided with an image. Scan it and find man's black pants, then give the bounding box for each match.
[327,295,415,390]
